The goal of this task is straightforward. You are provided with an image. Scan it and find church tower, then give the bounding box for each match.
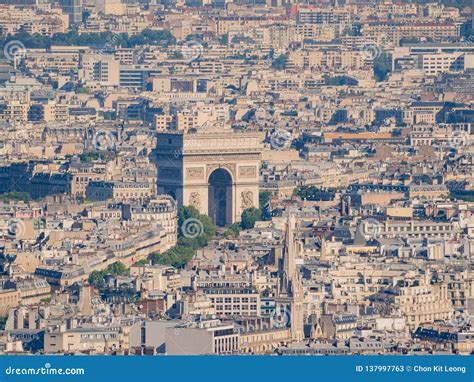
[276,214,304,341]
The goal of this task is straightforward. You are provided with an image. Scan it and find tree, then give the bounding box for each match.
[127,29,176,47]
[231,36,255,44]
[259,191,272,221]
[76,87,89,94]
[341,26,357,36]
[219,34,229,45]
[271,54,288,70]
[293,186,336,201]
[0,29,176,51]
[449,191,474,202]
[373,51,392,82]
[107,261,128,276]
[399,38,421,45]
[324,76,358,86]
[224,222,241,238]
[186,34,204,43]
[0,191,30,203]
[88,270,105,288]
[170,51,184,59]
[241,208,262,230]
[82,10,91,24]
[145,206,216,268]
[87,261,128,288]
[259,191,271,209]
[79,151,115,162]
[133,258,148,266]
[0,315,6,330]
[178,206,215,242]
[1,30,51,49]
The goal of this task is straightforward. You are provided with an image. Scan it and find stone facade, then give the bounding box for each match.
[156,129,262,226]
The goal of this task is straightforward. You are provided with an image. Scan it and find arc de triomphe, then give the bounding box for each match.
[156,129,262,227]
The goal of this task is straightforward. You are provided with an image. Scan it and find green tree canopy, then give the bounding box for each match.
[107,261,128,276]
[259,191,271,209]
[224,222,241,238]
[87,261,129,288]
[324,76,358,86]
[144,206,216,269]
[0,29,176,50]
[240,207,262,230]
[293,186,336,201]
[373,51,392,82]
[0,191,31,203]
[271,54,288,70]
[0,315,7,330]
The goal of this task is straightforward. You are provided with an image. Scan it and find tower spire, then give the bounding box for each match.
[276,211,304,341]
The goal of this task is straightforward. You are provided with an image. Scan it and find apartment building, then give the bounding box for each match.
[80,54,120,87]
[440,269,474,310]
[0,288,20,315]
[381,220,461,239]
[28,101,70,123]
[44,326,123,354]
[364,22,459,44]
[195,276,261,317]
[297,8,352,25]
[105,224,175,264]
[122,197,178,245]
[34,265,86,288]
[419,54,472,76]
[329,266,406,305]
[119,65,161,90]
[396,279,453,329]
[86,181,153,201]
[69,164,106,197]
[25,50,80,74]
[372,277,453,329]
[0,100,28,123]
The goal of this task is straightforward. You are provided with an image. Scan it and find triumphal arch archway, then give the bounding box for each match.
[156,129,262,227]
